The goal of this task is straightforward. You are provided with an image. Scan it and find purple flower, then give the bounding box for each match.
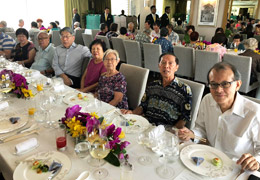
[108,137,120,149]
[13,73,28,89]
[118,153,124,160]
[106,124,115,136]
[120,141,130,150]
[65,105,82,119]
[113,127,121,139]
[86,117,100,133]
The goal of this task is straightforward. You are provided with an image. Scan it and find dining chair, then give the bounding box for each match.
[119,63,149,110]
[91,29,100,40]
[33,31,40,50]
[174,46,195,79]
[52,30,61,47]
[74,29,85,45]
[194,50,220,84]
[178,34,184,42]
[143,43,161,72]
[111,37,126,63]
[123,40,142,67]
[177,77,205,129]
[96,35,111,49]
[223,54,260,94]
[81,57,91,76]
[82,34,93,48]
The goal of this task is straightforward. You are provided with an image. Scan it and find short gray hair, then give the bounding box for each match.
[74,22,80,27]
[37,30,49,38]
[103,49,120,61]
[19,19,24,23]
[243,38,258,50]
[0,21,7,27]
[60,27,74,36]
[128,22,134,27]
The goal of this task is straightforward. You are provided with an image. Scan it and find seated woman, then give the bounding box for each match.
[96,23,108,37]
[183,25,195,44]
[48,22,59,41]
[79,39,107,93]
[211,27,227,46]
[118,27,130,40]
[186,31,201,49]
[206,33,227,61]
[106,23,118,41]
[13,28,36,68]
[127,22,137,40]
[254,24,260,35]
[97,49,128,109]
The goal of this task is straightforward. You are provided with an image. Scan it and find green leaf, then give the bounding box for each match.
[104,151,120,167]
[98,117,104,124]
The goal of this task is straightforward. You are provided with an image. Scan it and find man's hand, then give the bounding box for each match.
[237,153,260,171]
[61,74,72,86]
[178,127,195,141]
[120,109,133,114]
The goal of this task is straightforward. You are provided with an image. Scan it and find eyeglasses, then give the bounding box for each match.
[38,37,48,41]
[60,35,72,39]
[208,81,236,89]
[104,58,117,61]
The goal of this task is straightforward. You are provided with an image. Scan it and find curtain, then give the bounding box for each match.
[163,0,176,20]
[94,0,111,14]
[64,0,89,28]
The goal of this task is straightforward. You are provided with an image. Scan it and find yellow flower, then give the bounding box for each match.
[90,112,99,119]
[118,130,125,139]
[21,88,34,98]
[36,84,43,91]
[1,75,5,80]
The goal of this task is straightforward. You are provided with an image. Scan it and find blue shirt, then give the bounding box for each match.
[31,43,55,72]
[0,32,16,51]
[154,37,173,54]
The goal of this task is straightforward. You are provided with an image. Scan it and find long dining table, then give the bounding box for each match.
[0,58,260,180]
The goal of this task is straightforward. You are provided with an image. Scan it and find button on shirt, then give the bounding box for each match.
[193,93,260,162]
[52,42,91,77]
[31,43,55,72]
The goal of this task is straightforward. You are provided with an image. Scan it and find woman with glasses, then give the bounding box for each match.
[96,49,128,109]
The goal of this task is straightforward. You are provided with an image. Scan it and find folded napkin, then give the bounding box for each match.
[148,125,165,139]
[0,101,9,110]
[54,84,65,92]
[15,138,38,154]
[76,171,90,180]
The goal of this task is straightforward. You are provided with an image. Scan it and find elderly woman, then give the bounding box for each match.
[239,38,260,84]
[13,28,36,68]
[96,23,108,37]
[97,49,128,109]
[79,39,107,93]
[106,23,118,40]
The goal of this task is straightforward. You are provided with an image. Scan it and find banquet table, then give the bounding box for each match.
[0,59,260,180]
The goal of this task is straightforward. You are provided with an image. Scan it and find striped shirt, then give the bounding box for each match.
[0,32,16,51]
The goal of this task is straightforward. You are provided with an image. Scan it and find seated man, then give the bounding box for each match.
[154,27,173,54]
[31,31,55,76]
[52,27,91,88]
[122,53,192,129]
[0,27,16,59]
[179,62,260,171]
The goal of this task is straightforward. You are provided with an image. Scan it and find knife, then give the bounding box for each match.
[47,164,63,180]
[0,128,40,143]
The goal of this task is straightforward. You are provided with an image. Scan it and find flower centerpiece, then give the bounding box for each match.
[61,105,130,167]
[0,69,33,98]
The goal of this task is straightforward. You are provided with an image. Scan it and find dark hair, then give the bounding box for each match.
[150,5,156,11]
[230,20,234,24]
[145,20,151,25]
[60,27,73,35]
[100,23,107,31]
[207,62,241,83]
[110,23,118,32]
[241,22,246,26]
[190,31,199,41]
[246,24,253,33]
[166,24,173,30]
[256,24,260,29]
[16,28,29,39]
[50,22,57,29]
[89,39,107,52]
[105,7,109,10]
[153,22,159,27]
[31,21,38,28]
[212,33,227,44]
[36,18,43,23]
[215,27,224,35]
[186,25,195,33]
[159,53,179,64]
[233,34,243,41]
[165,6,170,12]
[177,20,182,26]
[160,27,168,37]
[226,23,231,29]
[120,27,127,35]
[55,21,59,25]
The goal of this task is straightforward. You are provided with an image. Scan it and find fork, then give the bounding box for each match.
[47,164,63,180]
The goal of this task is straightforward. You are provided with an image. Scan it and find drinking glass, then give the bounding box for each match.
[136,133,153,166]
[55,124,67,151]
[120,161,134,180]
[39,92,56,128]
[0,72,12,100]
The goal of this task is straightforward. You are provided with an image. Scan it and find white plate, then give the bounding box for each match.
[13,151,71,180]
[180,144,233,178]
[112,114,150,134]
[0,114,28,134]
[63,92,94,105]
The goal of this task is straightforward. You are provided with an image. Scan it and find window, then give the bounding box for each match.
[111,0,130,15]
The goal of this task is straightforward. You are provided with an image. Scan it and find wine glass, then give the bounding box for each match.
[89,136,110,179]
[136,132,153,166]
[39,92,56,128]
[0,72,12,100]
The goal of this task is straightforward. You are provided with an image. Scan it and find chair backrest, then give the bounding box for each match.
[52,30,61,47]
[123,40,142,67]
[223,54,259,93]
[81,57,91,76]
[254,35,260,42]
[143,43,161,72]
[91,29,100,39]
[178,34,184,41]
[243,95,260,104]
[82,34,93,48]
[96,35,111,49]
[178,77,205,129]
[241,34,247,40]
[74,29,85,45]
[111,37,126,63]
[194,50,219,84]
[119,63,149,110]
[174,46,195,78]
[33,31,39,50]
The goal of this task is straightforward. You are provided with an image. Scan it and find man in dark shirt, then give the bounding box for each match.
[145,5,159,29]
[100,7,114,31]
[72,8,80,30]
[160,6,170,28]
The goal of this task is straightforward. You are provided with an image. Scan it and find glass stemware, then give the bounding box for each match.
[0,72,12,100]
[136,132,153,166]
[39,92,56,128]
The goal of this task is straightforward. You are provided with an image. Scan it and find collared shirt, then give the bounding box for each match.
[31,43,55,72]
[135,31,151,50]
[140,77,192,126]
[151,30,160,39]
[28,28,40,41]
[193,93,260,162]
[168,31,179,44]
[0,32,16,51]
[52,42,91,77]
[154,37,173,54]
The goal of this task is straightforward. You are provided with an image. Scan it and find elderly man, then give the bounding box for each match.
[0,28,16,59]
[18,19,24,28]
[151,22,160,40]
[127,22,137,39]
[154,27,173,54]
[122,53,192,129]
[31,31,54,76]
[72,8,80,30]
[52,27,91,88]
[28,21,40,41]
[73,22,81,32]
[135,20,152,50]
[179,62,260,171]
[0,21,14,32]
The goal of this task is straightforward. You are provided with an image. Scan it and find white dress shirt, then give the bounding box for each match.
[193,92,260,162]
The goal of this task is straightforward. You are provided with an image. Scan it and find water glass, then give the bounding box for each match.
[55,124,67,151]
[120,162,134,180]
[75,141,89,158]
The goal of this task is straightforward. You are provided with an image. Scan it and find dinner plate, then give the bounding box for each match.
[63,92,94,105]
[112,114,150,134]
[0,114,28,134]
[13,151,71,180]
[180,144,233,178]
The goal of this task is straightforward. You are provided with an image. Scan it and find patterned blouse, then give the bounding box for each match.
[140,77,192,126]
[154,37,174,54]
[97,72,128,109]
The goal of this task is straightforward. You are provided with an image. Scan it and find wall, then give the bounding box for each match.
[191,0,226,41]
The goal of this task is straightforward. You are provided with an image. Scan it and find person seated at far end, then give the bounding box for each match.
[118,27,130,40]
[154,27,173,54]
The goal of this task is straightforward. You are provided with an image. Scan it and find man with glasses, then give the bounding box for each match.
[52,27,91,88]
[179,62,260,171]
[31,31,54,76]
